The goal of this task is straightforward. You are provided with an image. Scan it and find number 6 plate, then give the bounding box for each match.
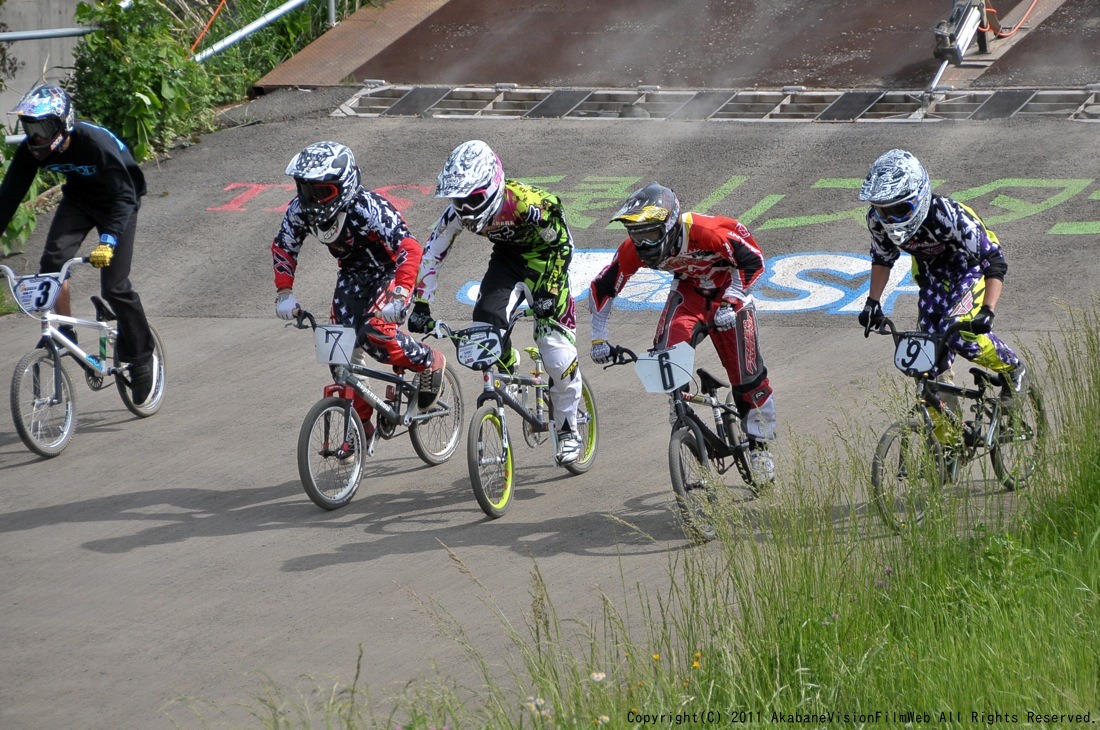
[313,325,356,365]
[894,333,937,376]
[633,342,695,393]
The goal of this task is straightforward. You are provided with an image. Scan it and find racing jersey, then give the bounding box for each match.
[590,212,765,314]
[0,121,146,241]
[867,193,1007,282]
[414,179,573,303]
[272,186,421,292]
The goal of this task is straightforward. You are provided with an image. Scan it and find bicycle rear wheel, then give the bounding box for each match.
[668,426,719,544]
[10,349,76,458]
[991,383,1045,491]
[565,378,599,475]
[115,323,167,417]
[297,397,366,510]
[410,363,463,466]
[871,419,946,532]
[467,404,513,518]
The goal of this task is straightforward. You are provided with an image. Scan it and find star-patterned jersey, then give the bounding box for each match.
[272,186,421,292]
[866,193,1007,282]
[590,212,765,313]
[414,179,573,303]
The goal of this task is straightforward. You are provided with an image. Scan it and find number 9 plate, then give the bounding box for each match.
[894,333,937,376]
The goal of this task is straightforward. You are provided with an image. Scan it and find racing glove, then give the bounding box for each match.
[858,297,884,331]
[591,339,612,364]
[275,290,299,320]
[89,233,117,269]
[407,300,435,334]
[713,304,737,331]
[969,305,995,335]
[375,286,409,325]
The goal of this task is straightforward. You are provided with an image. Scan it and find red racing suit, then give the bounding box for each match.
[589,212,776,443]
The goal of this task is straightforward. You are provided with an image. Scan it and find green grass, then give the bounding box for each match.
[186,307,1100,728]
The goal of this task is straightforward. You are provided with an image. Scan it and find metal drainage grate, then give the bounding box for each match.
[334,84,1100,122]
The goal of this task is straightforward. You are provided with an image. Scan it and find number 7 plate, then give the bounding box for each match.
[313,325,356,365]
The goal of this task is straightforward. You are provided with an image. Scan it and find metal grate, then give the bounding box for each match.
[335,84,1100,122]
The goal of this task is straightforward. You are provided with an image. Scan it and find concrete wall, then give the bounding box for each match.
[0,1,82,123]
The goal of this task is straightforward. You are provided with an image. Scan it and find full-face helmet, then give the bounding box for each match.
[611,182,682,267]
[285,141,361,233]
[859,149,931,245]
[435,140,504,233]
[11,85,75,161]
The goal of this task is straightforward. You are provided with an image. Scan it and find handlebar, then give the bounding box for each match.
[0,255,88,286]
[603,344,638,369]
[867,316,971,343]
[288,308,318,330]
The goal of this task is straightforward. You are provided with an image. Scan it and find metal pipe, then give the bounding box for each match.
[192,0,312,63]
[328,0,337,28]
[0,27,93,42]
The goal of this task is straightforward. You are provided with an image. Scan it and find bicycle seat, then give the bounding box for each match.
[90,296,117,322]
[696,368,729,394]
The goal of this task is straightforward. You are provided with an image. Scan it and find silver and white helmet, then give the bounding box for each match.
[285,141,361,231]
[859,149,931,245]
[435,140,504,233]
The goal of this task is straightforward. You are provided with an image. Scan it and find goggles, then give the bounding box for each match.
[453,188,493,219]
[20,117,60,145]
[295,179,340,207]
[870,196,920,225]
[626,224,664,248]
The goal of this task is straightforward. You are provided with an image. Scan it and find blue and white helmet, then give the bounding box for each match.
[859,149,932,245]
[435,140,505,233]
[285,141,361,231]
[11,84,75,160]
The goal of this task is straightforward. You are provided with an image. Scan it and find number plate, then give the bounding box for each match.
[894,333,938,376]
[313,325,356,365]
[454,324,503,369]
[13,274,62,313]
[633,342,695,393]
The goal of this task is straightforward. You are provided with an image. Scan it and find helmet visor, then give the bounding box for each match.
[295,179,341,207]
[870,196,920,225]
[20,117,60,146]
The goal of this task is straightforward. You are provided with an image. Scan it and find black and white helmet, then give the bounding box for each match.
[435,140,504,233]
[611,182,682,267]
[285,141,361,230]
[11,84,76,160]
[859,149,931,245]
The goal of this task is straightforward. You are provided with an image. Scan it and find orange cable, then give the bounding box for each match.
[993,0,1040,39]
[191,0,229,53]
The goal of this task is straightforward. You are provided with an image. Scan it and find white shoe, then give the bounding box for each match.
[748,447,775,486]
[556,429,582,465]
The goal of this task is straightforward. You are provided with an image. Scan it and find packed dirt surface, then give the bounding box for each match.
[2,1,1098,727]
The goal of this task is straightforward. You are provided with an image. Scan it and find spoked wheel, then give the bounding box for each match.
[10,349,77,458]
[991,383,1045,491]
[115,323,167,417]
[467,404,513,518]
[668,426,719,544]
[564,379,599,475]
[297,397,366,510]
[871,419,947,532]
[410,363,464,466]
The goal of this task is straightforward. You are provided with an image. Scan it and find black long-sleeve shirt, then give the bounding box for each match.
[0,121,146,240]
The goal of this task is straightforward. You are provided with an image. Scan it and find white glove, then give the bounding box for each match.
[591,339,612,364]
[375,287,409,324]
[713,304,737,331]
[276,290,299,320]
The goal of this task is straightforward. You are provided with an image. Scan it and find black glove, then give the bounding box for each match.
[969,305,995,335]
[407,300,435,334]
[858,297,884,332]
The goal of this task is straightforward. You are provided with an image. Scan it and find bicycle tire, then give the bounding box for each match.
[990,383,1045,492]
[871,419,946,532]
[115,322,167,417]
[668,426,719,544]
[297,397,366,510]
[564,378,599,475]
[410,363,464,466]
[10,349,77,458]
[467,403,513,518]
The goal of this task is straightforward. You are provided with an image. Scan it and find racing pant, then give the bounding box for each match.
[654,281,776,443]
[39,198,154,363]
[473,249,582,433]
[916,267,1020,377]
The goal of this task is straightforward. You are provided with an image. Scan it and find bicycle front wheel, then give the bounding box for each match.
[871,419,946,532]
[11,349,77,458]
[669,426,719,544]
[991,383,1045,491]
[410,363,464,466]
[467,404,513,518]
[565,378,599,475]
[115,323,167,417]
[297,397,366,510]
